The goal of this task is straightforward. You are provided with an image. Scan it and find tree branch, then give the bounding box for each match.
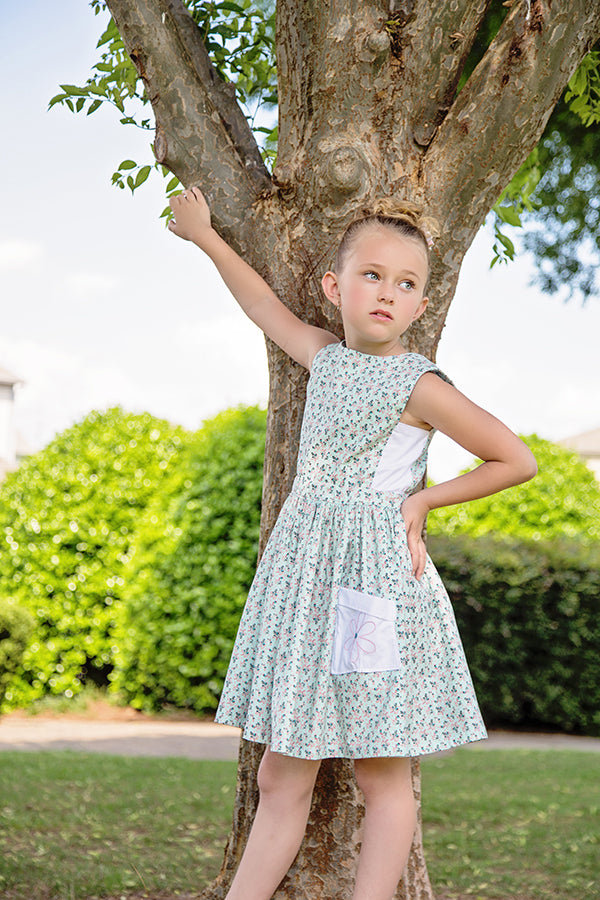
[275,0,403,193]
[390,0,494,147]
[424,0,600,235]
[105,0,272,237]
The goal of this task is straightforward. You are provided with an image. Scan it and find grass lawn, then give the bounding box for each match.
[0,748,598,900]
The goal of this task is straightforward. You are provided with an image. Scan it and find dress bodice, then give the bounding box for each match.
[293,342,449,503]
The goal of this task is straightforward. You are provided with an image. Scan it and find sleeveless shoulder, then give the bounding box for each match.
[309,341,340,374]
[400,352,453,389]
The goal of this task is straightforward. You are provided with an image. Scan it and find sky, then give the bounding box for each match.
[1,0,600,482]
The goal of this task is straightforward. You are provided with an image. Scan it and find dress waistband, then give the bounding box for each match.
[290,474,408,507]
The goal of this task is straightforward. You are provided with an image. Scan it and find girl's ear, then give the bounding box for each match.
[412,296,429,321]
[322,271,341,307]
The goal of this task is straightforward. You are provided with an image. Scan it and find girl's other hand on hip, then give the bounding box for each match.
[401,492,429,580]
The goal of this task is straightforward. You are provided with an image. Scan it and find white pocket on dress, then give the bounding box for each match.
[330,587,402,675]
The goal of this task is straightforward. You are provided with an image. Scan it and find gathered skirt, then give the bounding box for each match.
[215,482,487,759]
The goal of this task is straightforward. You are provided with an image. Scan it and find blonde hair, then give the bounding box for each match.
[335,200,438,280]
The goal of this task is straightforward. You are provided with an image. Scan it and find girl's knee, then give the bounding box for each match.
[257,748,321,802]
[354,756,413,803]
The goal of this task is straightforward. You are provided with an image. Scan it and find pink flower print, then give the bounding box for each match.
[344,612,377,666]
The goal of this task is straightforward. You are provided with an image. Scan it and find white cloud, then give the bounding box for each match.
[0,239,44,269]
[0,337,146,453]
[0,312,270,456]
[64,271,118,296]
[171,313,269,418]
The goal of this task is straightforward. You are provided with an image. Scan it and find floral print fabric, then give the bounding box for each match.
[215,342,487,758]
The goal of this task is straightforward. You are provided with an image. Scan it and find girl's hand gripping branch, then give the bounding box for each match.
[168,187,336,370]
[168,186,213,245]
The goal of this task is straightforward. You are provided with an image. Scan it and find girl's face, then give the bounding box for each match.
[322,225,429,356]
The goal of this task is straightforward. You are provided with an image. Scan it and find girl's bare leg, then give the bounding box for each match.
[225,747,322,900]
[352,756,417,900]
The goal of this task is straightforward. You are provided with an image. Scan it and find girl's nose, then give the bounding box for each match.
[378,289,394,304]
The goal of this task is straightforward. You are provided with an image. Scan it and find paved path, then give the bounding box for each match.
[1,716,600,759]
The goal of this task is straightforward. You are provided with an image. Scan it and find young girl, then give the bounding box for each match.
[168,187,537,900]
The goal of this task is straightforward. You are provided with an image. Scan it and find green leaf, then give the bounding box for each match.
[96,19,120,48]
[218,1,246,12]
[48,94,66,110]
[496,232,516,258]
[51,0,279,218]
[59,83,87,97]
[134,165,152,189]
[495,205,522,227]
[118,159,137,171]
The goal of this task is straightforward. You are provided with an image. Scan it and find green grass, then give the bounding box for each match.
[422,749,600,900]
[0,754,233,900]
[0,749,598,900]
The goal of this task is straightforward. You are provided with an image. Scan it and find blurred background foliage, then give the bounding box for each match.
[1,411,599,734]
[428,434,600,541]
[111,405,266,712]
[0,408,189,707]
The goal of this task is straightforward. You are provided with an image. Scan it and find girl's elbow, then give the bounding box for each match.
[515,447,538,484]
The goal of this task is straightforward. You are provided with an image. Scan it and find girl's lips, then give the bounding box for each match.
[370,310,393,320]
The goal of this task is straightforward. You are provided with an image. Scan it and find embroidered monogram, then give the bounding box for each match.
[331,587,402,675]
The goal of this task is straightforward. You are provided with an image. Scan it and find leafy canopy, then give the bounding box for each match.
[50,1,600,295]
[49,0,277,220]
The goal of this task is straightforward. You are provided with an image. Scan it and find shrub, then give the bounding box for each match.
[429,434,600,541]
[111,406,266,713]
[0,408,188,708]
[429,533,600,735]
[0,599,34,710]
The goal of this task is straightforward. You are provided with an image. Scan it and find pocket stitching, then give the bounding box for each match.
[331,586,402,675]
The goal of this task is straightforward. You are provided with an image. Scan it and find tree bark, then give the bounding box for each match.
[105,0,600,896]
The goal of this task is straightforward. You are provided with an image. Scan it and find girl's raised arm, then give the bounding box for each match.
[168,187,337,370]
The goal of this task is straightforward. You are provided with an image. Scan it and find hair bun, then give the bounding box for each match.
[335,197,440,273]
[362,199,439,247]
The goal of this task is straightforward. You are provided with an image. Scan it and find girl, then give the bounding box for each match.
[168,187,537,900]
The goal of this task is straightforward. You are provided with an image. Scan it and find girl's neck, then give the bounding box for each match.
[343,336,408,357]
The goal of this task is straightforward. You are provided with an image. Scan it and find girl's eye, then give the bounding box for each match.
[399,280,415,290]
[364,271,379,280]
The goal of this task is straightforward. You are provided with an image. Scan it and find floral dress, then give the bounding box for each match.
[215,341,487,758]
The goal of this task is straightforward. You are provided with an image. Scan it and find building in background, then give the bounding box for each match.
[0,365,28,480]
[560,427,600,481]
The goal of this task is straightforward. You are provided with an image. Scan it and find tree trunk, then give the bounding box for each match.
[105,0,600,896]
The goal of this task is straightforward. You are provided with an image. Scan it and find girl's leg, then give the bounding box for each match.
[352,756,417,900]
[225,747,322,900]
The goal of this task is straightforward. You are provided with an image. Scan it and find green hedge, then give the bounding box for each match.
[3,405,599,736]
[429,434,600,540]
[0,408,188,709]
[429,533,600,736]
[110,406,266,713]
[0,600,34,709]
